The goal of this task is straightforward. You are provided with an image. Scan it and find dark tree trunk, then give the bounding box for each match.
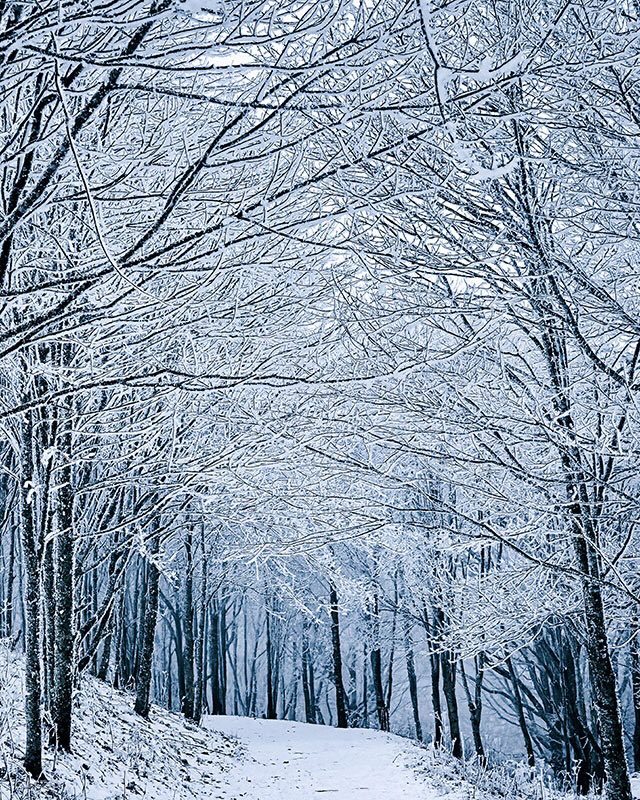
[329,580,348,728]
[181,529,195,720]
[301,620,316,724]
[431,605,461,757]
[561,457,631,800]
[265,600,277,719]
[506,656,535,767]
[440,651,462,758]
[134,524,160,719]
[579,551,631,800]
[541,311,631,800]
[362,642,369,728]
[51,404,74,751]
[133,557,146,678]
[166,641,174,710]
[370,645,389,732]
[5,505,14,638]
[430,651,443,747]
[423,605,443,748]
[219,595,227,714]
[193,531,207,724]
[210,602,222,714]
[287,639,299,720]
[173,610,186,708]
[631,619,640,772]
[461,656,485,764]
[42,538,55,714]
[21,409,43,779]
[113,586,126,689]
[40,409,56,717]
[385,595,396,713]
[403,618,422,740]
[368,592,389,732]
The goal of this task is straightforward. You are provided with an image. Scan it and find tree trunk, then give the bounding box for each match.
[631,619,640,773]
[368,591,389,732]
[370,644,389,732]
[134,524,160,719]
[362,642,369,728]
[430,651,443,747]
[423,605,443,748]
[51,403,74,751]
[193,531,207,724]
[5,510,14,638]
[579,546,631,800]
[403,617,422,741]
[265,599,277,719]
[301,619,316,724]
[506,656,535,767]
[460,656,485,764]
[210,601,222,714]
[21,409,43,779]
[542,304,631,800]
[42,538,55,715]
[440,651,462,758]
[181,528,195,720]
[562,456,631,800]
[329,580,348,728]
[219,595,227,714]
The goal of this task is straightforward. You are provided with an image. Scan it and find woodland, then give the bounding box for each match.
[1,0,640,799]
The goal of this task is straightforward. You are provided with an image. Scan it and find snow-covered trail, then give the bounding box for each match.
[205,716,432,798]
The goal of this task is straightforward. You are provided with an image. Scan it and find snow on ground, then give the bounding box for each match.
[0,644,546,800]
[0,644,455,800]
[205,715,436,798]
[0,648,240,800]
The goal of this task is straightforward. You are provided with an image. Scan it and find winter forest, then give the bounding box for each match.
[2,0,640,798]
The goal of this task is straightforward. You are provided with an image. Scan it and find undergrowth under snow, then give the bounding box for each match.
[0,648,239,800]
[0,645,625,800]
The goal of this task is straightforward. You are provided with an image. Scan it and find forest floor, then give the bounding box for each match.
[0,644,473,800]
[1,657,451,800]
[0,645,586,800]
[204,715,435,798]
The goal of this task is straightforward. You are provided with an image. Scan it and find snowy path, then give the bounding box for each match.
[205,716,432,799]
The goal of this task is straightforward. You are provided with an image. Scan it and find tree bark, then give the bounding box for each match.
[21,409,43,779]
[368,591,389,732]
[4,498,15,638]
[301,619,317,724]
[632,619,640,772]
[530,236,631,800]
[433,604,462,758]
[440,651,462,758]
[403,616,422,741]
[460,656,485,764]
[506,656,535,767]
[51,400,74,751]
[193,531,207,724]
[219,595,227,714]
[181,528,195,720]
[134,523,160,719]
[329,580,349,728]
[430,651,443,747]
[265,598,277,719]
[370,645,389,732]
[578,542,631,800]
[563,450,631,800]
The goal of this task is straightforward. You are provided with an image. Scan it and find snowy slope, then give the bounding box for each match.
[0,645,443,800]
[0,646,529,800]
[0,649,240,800]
